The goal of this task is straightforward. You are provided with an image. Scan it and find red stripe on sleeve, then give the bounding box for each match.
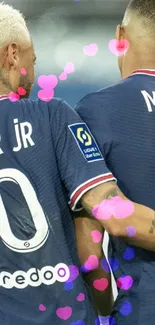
[70,173,115,209]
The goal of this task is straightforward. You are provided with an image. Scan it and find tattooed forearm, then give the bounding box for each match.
[149,212,155,234]
[81,181,122,214]
[103,187,122,199]
[81,181,155,252]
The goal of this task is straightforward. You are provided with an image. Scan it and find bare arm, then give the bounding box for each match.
[81,181,155,251]
[74,211,114,316]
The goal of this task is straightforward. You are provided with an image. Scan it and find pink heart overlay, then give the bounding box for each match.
[64,62,75,74]
[83,43,98,56]
[76,293,85,301]
[38,89,54,102]
[92,200,112,220]
[126,226,136,237]
[93,278,109,291]
[20,68,27,75]
[8,92,20,102]
[56,306,72,320]
[66,265,79,282]
[38,74,58,89]
[39,304,46,312]
[84,255,99,271]
[109,39,130,56]
[91,230,102,243]
[18,87,26,96]
[92,196,134,220]
[59,72,68,81]
[112,197,134,219]
[117,276,133,290]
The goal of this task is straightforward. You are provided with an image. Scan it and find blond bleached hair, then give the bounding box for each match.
[0,2,31,48]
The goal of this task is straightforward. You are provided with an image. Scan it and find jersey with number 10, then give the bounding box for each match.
[0,96,115,325]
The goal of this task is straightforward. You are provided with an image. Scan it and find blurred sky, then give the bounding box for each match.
[30,16,121,104]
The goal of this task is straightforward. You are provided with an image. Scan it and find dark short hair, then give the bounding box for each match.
[127,0,155,20]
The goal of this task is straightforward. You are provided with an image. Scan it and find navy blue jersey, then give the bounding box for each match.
[75,69,155,325]
[0,96,115,325]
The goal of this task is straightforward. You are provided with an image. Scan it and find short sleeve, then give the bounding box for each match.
[74,92,114,156]
[50,100,116,211]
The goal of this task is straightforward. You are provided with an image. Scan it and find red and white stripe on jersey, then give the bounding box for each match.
[0,95,8,101]
[132,69,155,77]
[69,172,116,211]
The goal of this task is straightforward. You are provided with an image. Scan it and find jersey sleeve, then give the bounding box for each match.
[50,100,116,211]
[75,92,113,156]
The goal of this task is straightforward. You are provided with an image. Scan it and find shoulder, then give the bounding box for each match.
[20,97,64,110]
[18,97,70,120]
[75,78,134,115]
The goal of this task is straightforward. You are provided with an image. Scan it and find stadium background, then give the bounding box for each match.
[6,0,130,300]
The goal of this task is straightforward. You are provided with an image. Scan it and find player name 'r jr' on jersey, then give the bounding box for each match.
[0,96,115,325]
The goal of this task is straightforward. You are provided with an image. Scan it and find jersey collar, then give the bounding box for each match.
[131,69,155,76]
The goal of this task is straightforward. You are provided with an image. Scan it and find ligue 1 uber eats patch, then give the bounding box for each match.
[68,123,103,162]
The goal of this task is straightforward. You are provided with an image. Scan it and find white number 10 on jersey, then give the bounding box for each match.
[0,168,49,253]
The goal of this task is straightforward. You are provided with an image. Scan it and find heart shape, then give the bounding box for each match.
[76,293,85,302]
[8,92,20,102]
[92,200,113,220]
[56,306,72,320]
[100,257,119,272]
[108,258,119,271]
[83,43,98,56]
[38,89,54,102]
[120,301,132,316]
[92,197,134,220]
[117,276,133,290]
[71,321,85,325]
[91,230,102,243]
[18,87,26,96]
[109,39,130,56]
[39,304,46,312]
[66,265,79,282]
[100,258,110,273]
[64,62,75,74]
[93,278,108,291]
[84,255,99,271]
[123,248,135,260]
[111,197,134,219]
[126,226,136,237]
[59,72,67,80]
[20,68,27,75]
[38,74,58,89]
[64,281,73,290]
